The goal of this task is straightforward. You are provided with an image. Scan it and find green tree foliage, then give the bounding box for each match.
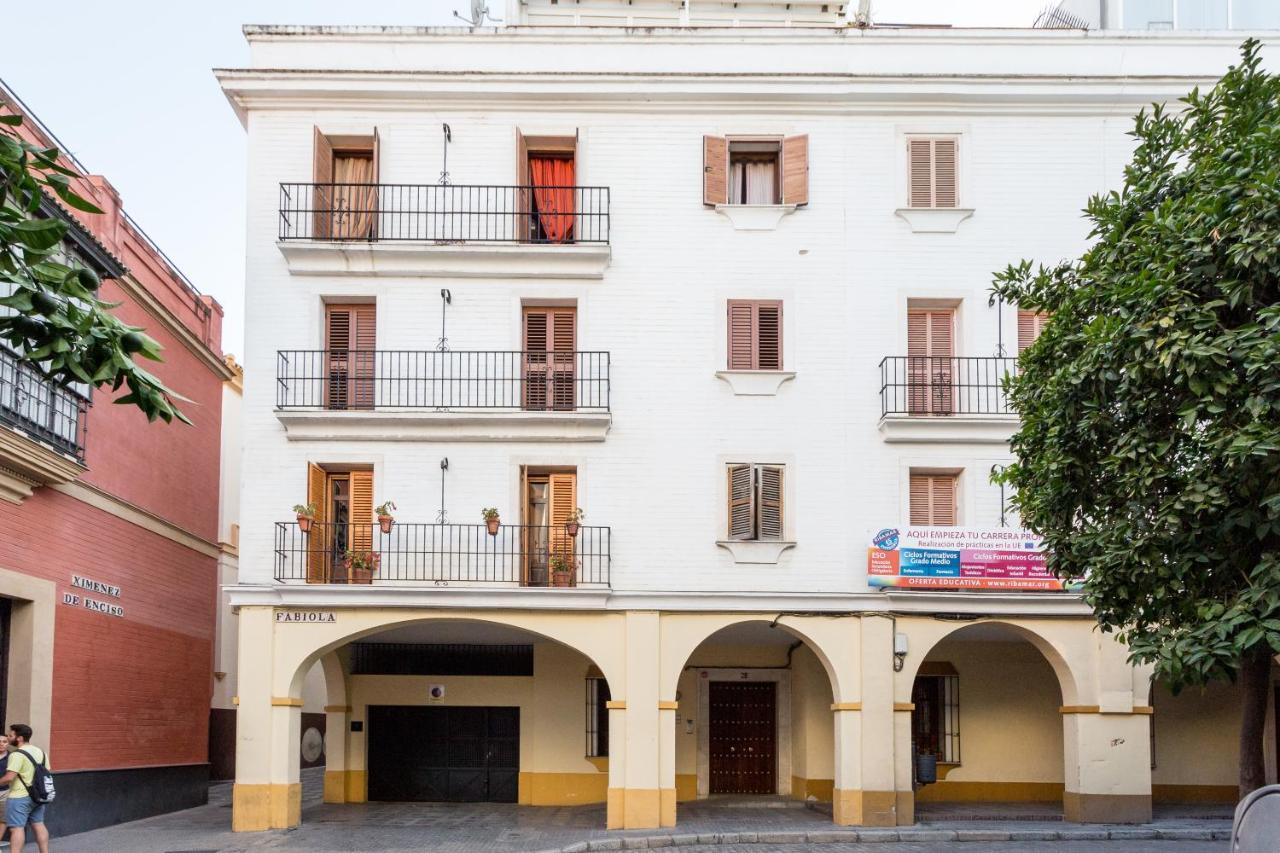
[0,111,188,423]
[992,41,1280,794]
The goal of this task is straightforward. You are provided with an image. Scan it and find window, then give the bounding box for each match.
[907,307,955,414]
[703,135,809,207]
[523,307,576,411]
[312,128,379,241]
[912,667,960,764]
[586,673,610,757]
[1017,309,1049,355]
[727,300,783,370]
[727,463,784,541]
[305,464,374,583]
[517,131,577,244]
[910,471,958,526]
[522,467,577,587]
[907,138,958,209]
[324,303,376,410]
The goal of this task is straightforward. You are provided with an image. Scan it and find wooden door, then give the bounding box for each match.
[523,308,576,411]
[709,681,777,795]
[907,308,955,415]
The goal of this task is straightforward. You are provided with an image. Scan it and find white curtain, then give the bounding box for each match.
[729,160,778,204]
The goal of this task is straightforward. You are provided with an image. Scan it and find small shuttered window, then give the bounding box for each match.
[704,134,809,206]
[727,300,783,371]
[727,463,785,541]
[908,138,958,209]
[1017,310,1050,355]
[909,472,958,527]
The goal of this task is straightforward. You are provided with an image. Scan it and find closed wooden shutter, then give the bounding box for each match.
[704,135,729,206]
[325,304,376,410]
[306,463,329,583]
[523,307,576,411]
[781,134,809,206]
[1018,310,1048,354]
[548,472,578,583]
[908,138,958,209]
[350,470,374,554]
[907,308,954,414]
[910,473,958,527]
[727,300,783,371]
[313,128,335,239]
[757,465,784,541]
[727,463,754,541]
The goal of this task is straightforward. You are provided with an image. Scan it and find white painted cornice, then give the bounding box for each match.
[277,240,611,280]
[275,409,611,442]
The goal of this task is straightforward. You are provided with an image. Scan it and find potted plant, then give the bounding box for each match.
[293,503,318,534]
[550,554,575,588]
[344,549,380,584]
[565,507,585,538]
[482,507,501,536]
[376,501,397,534]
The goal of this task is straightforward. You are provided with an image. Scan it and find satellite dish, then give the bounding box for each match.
[454,0,502,25]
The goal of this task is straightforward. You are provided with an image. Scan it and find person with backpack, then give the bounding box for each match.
[0,724,51,853]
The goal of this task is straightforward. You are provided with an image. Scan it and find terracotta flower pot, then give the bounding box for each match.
[349,566,374,585]
[565,520,580,538]
[378,515,394,534]
[552,569,574,588]
[297,515,315,534]
[486,516,501,536]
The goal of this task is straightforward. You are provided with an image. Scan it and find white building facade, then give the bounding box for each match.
[218,17,1278,833]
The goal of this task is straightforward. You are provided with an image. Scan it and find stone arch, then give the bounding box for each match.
[898,618,1082,706]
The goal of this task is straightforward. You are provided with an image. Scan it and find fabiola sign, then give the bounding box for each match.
[867,527,1065,591]
[275,611,337,623]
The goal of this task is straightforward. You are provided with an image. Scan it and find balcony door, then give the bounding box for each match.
[306,464,374,583]
[907,307,955,415]
[516,131,577,244]
[521,468,576,587]
[522,307,576,412]
[312,128,380,241]
[325,303,376,411]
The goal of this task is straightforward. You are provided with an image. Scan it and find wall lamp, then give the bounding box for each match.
[893,632,909,673]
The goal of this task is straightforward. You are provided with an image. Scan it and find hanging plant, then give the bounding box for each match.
[293,503,318,534]
[482,507,501,536]
[376,500,397,534]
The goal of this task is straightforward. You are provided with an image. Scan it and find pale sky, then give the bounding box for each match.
[2,0,1049,356]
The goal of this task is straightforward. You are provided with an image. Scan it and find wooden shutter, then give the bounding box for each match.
[908,139,958,209]
[523,307,576,411]
[781,134,809,206]
[325,304,376,410]
[548,472,578,582]
[350,470,374,554]
[910,473,957,527]
[306,463,329,583]
[907,308,954,414]
[727,463,754,541]
[1018,310,1048,354]
[727,300,783,371]
[313,128,335,239]
[703,135,729,206]
[370,128,381,239]
[757,465,784,541]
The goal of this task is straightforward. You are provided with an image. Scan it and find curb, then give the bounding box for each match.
[539,826,1231,851]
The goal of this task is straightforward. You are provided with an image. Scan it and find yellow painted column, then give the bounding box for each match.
[831,703,863,825]
[322,705,350,803]
[606,697,627,829]
[620,611,662,829]
[848,616,900,826]
[658,699,678,827]
[1061,709,1153,822]
[232,607,302,831]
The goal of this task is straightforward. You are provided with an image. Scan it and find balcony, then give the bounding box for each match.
[274,349,611,442]
[0,348,89,502]
[878,356,1019,444]
[275,183,612,280]
[273,521,611,589]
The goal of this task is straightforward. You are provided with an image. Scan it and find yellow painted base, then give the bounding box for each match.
[345,770,367,803]
[916,781,1064,803]
[1064,791,1152,824]
[518,772,609,805]
[607,787,624,830]
[1152,784,1237,804]
[831,789,898,826]
[660,787,676,827]
[232,783,301,832]
[896,790,914,825]
[323,771,346,803]
[790,776,834,802]
[675,773,698,802]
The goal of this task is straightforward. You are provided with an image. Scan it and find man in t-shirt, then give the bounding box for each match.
[0,724,49,853]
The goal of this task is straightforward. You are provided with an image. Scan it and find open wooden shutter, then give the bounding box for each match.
[313,128,335,239]
[908,139,958,209]
[516,129,530,240]
[350,470,374,555]
[910,473,957,527]
[703,135,728,206]
[727,463,754,541]
[907,308,954,414]
[1018,310,1048,354]
[756,302,782,370]
[548,472,577,584]
[370,128,381,239]
[781,134,809,206]
[306,463,329,583]
[757,465,784,541]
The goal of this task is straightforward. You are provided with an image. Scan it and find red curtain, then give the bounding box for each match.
[530,157,575,243]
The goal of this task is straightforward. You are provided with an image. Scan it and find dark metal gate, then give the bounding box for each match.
[367,705,519,802]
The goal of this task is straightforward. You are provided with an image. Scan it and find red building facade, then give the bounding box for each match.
[0,82,233,835]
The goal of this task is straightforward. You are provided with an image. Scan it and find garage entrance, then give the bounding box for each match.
[367,705,519,802]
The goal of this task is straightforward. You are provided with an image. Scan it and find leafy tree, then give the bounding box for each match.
[0,110,188,423]
[993,40,1280,796]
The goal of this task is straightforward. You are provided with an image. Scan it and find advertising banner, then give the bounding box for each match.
[867,526,1067,591]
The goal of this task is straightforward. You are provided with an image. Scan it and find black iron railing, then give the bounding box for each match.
[273,521,611,587]
[0,348,88,460]
[276,350,610,413]
[278,183,610,244]
[879,356,1018,417]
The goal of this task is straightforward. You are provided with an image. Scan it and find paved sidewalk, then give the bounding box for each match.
[48,773,1233,853]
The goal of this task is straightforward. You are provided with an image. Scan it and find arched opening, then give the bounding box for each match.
[906,622,1068,820]
[286,617,617,813]
[668,619,839,822]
